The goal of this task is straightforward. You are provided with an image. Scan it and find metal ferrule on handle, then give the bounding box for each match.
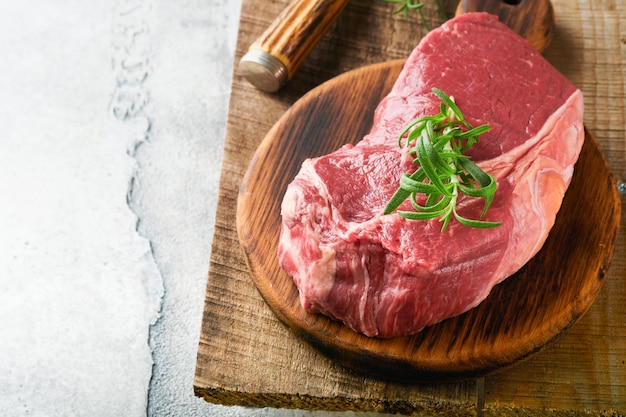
[238,0,350,93]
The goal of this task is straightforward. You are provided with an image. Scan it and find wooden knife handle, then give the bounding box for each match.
[239,0,350,92]
[456,0,555,53]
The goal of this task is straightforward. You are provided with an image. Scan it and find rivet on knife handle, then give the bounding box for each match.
[238,0,350,93]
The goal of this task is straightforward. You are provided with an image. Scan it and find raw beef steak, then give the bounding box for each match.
[277,13,584,338]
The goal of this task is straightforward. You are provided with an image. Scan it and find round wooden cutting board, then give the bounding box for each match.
[236,60,621,382]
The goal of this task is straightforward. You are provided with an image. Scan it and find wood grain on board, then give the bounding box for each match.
[194,0,626,415]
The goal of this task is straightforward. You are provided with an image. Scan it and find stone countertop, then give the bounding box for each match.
[0,0,375,416]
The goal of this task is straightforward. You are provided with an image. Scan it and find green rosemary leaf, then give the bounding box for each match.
[400,173,438,195]
[453,206,502,229]
[455,124,490,139]
[410,192,450,213]
[398,207,448,220]
[382,0,448,30]
[459,157,494,188]
[433,88,463,121]
[415,131,453,196]
[384,188,411,215]
[384,88,501,231]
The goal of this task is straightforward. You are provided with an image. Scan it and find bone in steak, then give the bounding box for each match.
[277,13,584,338]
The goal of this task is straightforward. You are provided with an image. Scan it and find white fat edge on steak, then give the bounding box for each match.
[280,158,337,307]
[479,89,584,296]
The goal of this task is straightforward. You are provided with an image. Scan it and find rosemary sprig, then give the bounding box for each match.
[383,0,447,30]
[383,88,502,232]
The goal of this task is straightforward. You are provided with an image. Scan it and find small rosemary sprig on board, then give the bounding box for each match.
[383,0,447,30]
[383,88,502,232]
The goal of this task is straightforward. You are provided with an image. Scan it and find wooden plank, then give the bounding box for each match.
[482,1,626,412]
[194,0,626,414]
